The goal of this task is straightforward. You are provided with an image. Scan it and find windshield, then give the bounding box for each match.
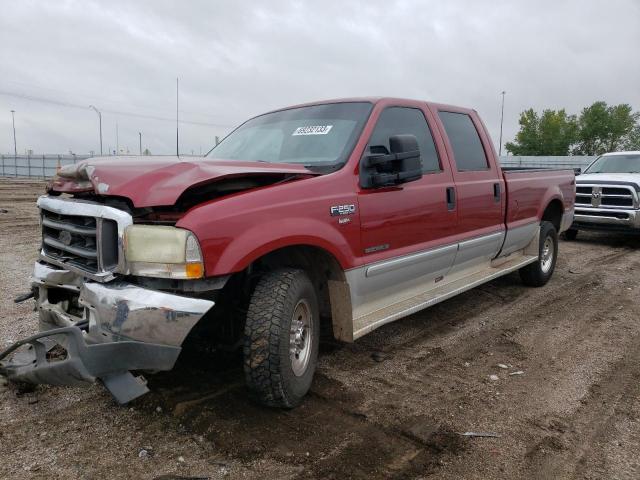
[585,154,640,174]
[207,102,373,170]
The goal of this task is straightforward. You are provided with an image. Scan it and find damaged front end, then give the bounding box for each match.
[0,195,215,404]
[0,263,213,404]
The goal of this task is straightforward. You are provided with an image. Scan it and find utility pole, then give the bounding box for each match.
[10,110,17,159]
[176,77,179,157]
[116,122,119,154]
[139,132,142,155]
[499,91,506,157]
[89,105,103,155]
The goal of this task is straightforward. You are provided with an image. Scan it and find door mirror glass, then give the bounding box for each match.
[360,134,423,188]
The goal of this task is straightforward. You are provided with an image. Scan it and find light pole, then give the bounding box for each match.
[499,91,506,157]
[139,132,142,155]
[89,105,102,155]
[10,110,17,159]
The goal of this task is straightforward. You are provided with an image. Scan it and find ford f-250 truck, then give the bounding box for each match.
[565,151,640,239]
[0,98,575,407]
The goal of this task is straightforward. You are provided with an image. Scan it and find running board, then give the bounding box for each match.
[352,254,538,340]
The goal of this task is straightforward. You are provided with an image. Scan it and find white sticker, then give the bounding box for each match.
[292,125,333,136]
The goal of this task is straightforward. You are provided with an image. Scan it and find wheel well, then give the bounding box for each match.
[541,199,563,232]
[254,245,347,325]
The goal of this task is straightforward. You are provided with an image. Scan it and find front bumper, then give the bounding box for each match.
[573,207,640,232]
[0,262,214,403]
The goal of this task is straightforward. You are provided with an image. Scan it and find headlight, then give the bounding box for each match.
[125,225,204,279]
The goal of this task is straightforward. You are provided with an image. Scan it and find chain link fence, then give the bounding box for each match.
[1,154,90,178]
[0,154,598,179]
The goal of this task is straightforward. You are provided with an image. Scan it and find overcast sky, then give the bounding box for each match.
[0,0,638,156]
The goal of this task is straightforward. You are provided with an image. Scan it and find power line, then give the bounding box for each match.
[0,89,236,129]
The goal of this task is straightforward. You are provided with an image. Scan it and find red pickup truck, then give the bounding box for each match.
[0,98,575,407]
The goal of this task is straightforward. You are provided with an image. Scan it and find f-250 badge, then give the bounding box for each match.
[330,204,356,216]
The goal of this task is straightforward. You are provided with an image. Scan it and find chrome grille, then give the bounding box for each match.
[575,184,637,208]
[41,209,117,273]
[37,196,133,281]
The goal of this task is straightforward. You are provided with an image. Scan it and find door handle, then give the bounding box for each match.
[493,183,501,203]
[446,186,456,211]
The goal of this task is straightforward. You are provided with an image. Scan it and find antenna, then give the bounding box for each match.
[176,77,179,157]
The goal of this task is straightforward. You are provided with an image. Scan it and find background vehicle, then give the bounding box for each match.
[565,151,640,239]
[0,98,575,407]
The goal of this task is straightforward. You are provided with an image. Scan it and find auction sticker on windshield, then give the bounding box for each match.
[292,125,333,135]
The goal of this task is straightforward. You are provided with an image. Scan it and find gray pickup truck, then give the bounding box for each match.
[566,151,640,239]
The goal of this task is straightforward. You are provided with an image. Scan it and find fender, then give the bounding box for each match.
[537,186,564,220]
[192,216,358,276]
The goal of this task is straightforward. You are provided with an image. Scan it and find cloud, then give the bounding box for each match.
[0,0,638,155]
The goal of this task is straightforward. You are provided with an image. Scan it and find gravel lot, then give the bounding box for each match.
[1,177,639,480]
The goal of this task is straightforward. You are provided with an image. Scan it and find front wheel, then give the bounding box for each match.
[519,221,558,287]
[243,268,320,408]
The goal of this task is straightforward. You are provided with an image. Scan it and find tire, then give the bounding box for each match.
[243,268,320,408]
[519,221,558,287]
[563,228,578,241]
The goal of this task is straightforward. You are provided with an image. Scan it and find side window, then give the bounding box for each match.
[437,111,489,171]
[366,107,441,173]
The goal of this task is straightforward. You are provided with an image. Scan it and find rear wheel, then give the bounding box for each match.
[243,268,319,408]
[563,228,578,241]
[519,221,558,287]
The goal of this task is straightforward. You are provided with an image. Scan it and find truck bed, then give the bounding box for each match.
[503,168,575,228]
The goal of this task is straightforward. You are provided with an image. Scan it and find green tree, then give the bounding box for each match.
[624,124,640,150]
[505,108,577,155]
[572,101,640,155]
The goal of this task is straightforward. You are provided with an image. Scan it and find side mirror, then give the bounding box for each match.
[360,134,423,189]
[574,168,581,176]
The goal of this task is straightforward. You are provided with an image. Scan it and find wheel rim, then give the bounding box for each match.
[541,236,554,273]
[289,299,313,377]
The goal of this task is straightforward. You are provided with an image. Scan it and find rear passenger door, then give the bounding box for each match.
[432,108,505,273]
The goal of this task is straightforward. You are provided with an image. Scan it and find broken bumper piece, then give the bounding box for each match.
[0,262,215,404]
[0,326,179,404]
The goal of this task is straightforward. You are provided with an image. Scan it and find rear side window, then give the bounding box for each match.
[438,111,489,171]
[366,107,441,173]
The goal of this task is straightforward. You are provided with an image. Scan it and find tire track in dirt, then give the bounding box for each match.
[523,339,640,479]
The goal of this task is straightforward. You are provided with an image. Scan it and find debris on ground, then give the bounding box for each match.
[138,448,152,459]
[489,374,500,381]
[509,371,525,376]
[371,351,387,362]
[460,432,501,438]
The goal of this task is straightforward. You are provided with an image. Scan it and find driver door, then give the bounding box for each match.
[353,104,458,318]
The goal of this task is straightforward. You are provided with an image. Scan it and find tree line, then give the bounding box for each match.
[505,101,640,156]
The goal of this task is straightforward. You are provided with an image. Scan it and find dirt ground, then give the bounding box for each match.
[1,177,639,480]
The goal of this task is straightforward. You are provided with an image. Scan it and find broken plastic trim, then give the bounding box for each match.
[0,326,180,404]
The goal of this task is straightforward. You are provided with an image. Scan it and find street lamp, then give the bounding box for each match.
[10,110,17,159]
[139,132,142,155]
[89,105,103,155]
[499,91,506,157]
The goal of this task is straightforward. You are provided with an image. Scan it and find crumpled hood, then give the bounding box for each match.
[49,156,316,207]
[577,172,640,186]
